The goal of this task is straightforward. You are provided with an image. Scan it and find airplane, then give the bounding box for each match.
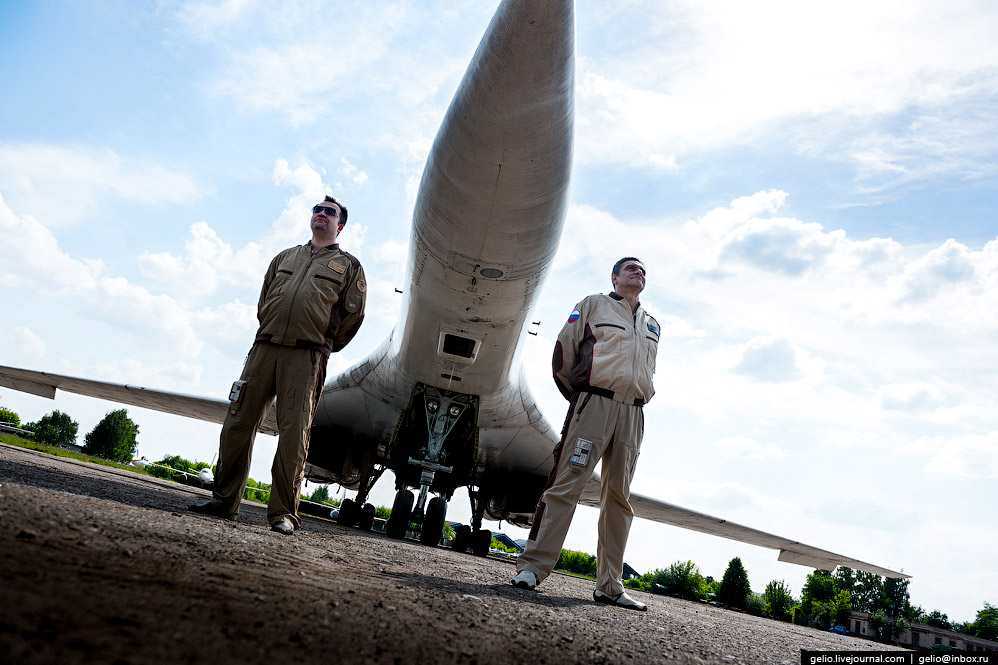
[0,0,909,579]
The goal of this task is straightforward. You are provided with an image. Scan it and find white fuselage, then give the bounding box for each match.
[317,0,574,468]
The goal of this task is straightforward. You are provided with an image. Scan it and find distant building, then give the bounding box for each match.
[845,611,998,652]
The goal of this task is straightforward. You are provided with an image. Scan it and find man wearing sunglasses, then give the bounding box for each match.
[190,196,367,536]
[511,257,659,611]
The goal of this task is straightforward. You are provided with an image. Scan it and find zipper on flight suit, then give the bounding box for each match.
[282,248,320,336]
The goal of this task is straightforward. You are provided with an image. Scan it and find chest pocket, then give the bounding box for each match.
[312,269,344,307]
[269,266,295,295]
[593,322,627,349]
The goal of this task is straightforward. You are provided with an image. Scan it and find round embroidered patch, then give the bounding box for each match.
[357,279,367,293]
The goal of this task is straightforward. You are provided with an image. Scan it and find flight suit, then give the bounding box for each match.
[516,292,659,596]
[211,241,366,528]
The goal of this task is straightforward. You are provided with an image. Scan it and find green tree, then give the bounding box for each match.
[82,409,138,463]
[244,477,271,501]
[556,549,597,578]
[972,602,998,641]
[763,579,796,622]
[308,485,331,503]
[852,571,885,613]
[645,560,708,601]
[717,557,752,609]
[800,569,836,623]
[923,610,952,630]
[870,609,889,642]
[883,576,910,618]
[744,593,765,617]
[814,590,852,628]
[0,407,20,427]
[833,566,856,597]
[26,410,79,446]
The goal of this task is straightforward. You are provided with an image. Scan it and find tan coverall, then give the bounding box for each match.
[515,292,659,595]
[211,241,366,528]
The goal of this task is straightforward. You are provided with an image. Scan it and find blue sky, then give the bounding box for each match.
[2,0,997,624]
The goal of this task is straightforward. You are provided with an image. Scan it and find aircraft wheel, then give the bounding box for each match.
[420,496,447,547]
[337,498,359,526]
[471,528,492,557]
[451,524,471,553]
[357,502,376,531]
[385,490,414,540]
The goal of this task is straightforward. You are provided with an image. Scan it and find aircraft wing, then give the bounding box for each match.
[0,365,279,436]
[579,473,910,579]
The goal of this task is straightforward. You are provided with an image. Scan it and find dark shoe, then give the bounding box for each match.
[271,518,294,535]
[188,501,236,521]
[594,589,647,611]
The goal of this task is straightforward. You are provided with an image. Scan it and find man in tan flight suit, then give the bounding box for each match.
[190,196,366,535]
[511,257,659,611]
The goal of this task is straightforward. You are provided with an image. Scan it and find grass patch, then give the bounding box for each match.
[0,433,149,474]
[553,569,597,581]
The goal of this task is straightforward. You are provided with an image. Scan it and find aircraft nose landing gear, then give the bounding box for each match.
[385,385,476,546]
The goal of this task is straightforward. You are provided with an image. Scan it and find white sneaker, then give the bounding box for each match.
[511,570,537,590]
[593,589,647,611]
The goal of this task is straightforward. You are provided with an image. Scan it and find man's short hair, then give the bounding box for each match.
[324,195,348,225]
[612,256,642,276]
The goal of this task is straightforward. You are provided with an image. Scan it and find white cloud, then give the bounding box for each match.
[806,496,920,532]
[732,337,825,383]
[89,276,202,356]
[337,158,369,186]
[896,238,977,302]
[877,382,947,413]
[714,436,785,460]
[575,0,998,186]
[0,327,46,360]
[924,432,998,479]
[138,221,267,300]
[89,359,204,393]
[719,217,840,277]
[0,194,104,292]
[0,144,207,227]
[172,2,470,129]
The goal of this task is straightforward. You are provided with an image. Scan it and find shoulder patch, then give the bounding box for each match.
[647,321,660,336]
[567,309,581,323]
[356,279,367,293]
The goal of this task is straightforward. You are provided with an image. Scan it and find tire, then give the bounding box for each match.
[451,524,471,552]
[419,496,447,547]
[357,503,376,531]
[471,527,492,557]
[385,490,414,540]
[337,498,358,526]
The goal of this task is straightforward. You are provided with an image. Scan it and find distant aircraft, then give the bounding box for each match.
[0,0,908,579]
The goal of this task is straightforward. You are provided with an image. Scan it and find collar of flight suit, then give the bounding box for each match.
[306,240,340,251]
[607,291,641,318]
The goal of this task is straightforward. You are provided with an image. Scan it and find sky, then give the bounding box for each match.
[1,0,997,626]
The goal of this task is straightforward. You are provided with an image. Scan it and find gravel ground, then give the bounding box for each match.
[0,442,906,665]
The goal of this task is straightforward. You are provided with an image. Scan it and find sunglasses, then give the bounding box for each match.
[312,205,340,217]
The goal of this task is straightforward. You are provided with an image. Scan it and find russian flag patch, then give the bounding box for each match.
[567,309,581,323]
